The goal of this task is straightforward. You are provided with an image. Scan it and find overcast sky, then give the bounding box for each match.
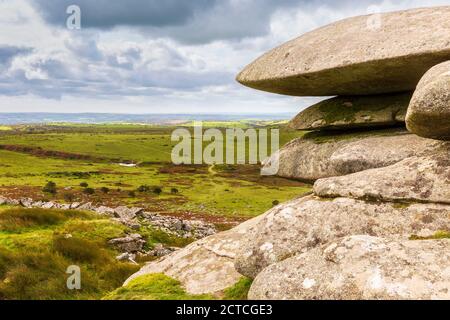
[0,0,449,114]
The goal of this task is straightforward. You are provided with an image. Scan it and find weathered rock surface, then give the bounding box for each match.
[114,206,143,221]
[290,93,410,130]
[95,206,115,216]
[108,234,146,253]
[249,236,450,300]
[77,202,94,211]
[314,143,450,204]
[116,252,137,264]
[41,201,55,209]
[70,202,81,209]
[264,130,435,181]
[237,7,450,96]
[124,213,267,295]
[19,198,34,208]
[235,196,450,278]
[406,61,450,140]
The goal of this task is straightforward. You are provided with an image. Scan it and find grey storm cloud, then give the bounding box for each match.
[0,46,233,99]
[29,0,381,44]
[3,0,421,104]
[30,0,218,28]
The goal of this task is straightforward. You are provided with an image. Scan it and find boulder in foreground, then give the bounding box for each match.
[124,214,265,295]
[235,196,450,278]
[289,93,410,130]
[237,7,450,96]
[406,60,450,140]
[249,235,450,300]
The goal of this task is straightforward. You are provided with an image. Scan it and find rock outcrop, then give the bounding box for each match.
[124,213,266,295]
[263,130,435,181]
[249,236,450,300]
[237,6,450,96]
[406,60,450,140]
[289,93,410,130]
[233,5,450,301]
[235,196,450,278]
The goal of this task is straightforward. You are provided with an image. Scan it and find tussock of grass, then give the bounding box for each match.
[223,277,252,300]
[0,207,139,300]
[52,235,109,263]
[0,208,93,231]
[0,251,69,300]
[0,248,14,279]
[60,219,127,243]
[103,273,214,300]
[139,227,194,250]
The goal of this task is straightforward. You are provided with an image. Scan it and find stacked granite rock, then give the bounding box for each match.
[234,6,450,300]
[124,7,450,300]
[237,6,450,182]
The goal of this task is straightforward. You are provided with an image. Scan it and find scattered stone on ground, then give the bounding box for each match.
[0,196,217,245]
[116,252,138,264]
[108,234,146,253]
[114,206,143,220]
[95,206,115,216]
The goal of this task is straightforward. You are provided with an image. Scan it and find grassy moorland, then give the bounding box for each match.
[0,121,311,300]
[0,207,139,299]
[0,122,310,222]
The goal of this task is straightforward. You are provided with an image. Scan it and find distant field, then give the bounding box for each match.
[0,123,302,163]
[0,123,310,222]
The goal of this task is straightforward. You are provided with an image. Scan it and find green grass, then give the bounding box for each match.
[139,227,194,250]
[104,274,253,300]
[0,122,311,300]
[223,277,252,300]
[410,231,450,241]
[0,208,93,232]
[103,273,215,300]
[0,125,301,163]
[0,207,140,300]
[0,148,309,217]
[0,123,311,218]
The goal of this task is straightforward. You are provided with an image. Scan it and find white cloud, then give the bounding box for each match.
[0,0,449,114]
